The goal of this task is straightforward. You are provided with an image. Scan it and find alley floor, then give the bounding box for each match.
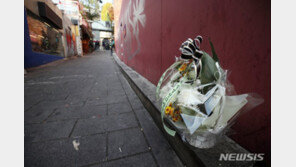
[24,51,183,167]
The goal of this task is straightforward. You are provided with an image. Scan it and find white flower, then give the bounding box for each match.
[177,87,203,106]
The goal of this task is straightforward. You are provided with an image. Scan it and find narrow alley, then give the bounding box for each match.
[24,51,183,167]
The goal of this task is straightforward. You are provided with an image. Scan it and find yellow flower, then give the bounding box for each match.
[165,106,171,115]
[173,114,182,122]
[178,63,187,72]
[169,107,174,117]
[172,116,178,122]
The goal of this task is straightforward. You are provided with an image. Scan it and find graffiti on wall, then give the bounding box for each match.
[117,0,146,60]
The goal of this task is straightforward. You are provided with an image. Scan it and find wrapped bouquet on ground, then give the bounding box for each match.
[156,35,263,148]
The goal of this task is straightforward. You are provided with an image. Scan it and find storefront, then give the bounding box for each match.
[80,18,93,54]
[24,0,64,68]
[26,10,64,57]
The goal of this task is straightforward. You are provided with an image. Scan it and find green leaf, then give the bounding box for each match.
[209,39,219,62]
[199,52,219,85]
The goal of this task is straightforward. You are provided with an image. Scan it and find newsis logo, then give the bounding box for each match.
[219,153,264,161]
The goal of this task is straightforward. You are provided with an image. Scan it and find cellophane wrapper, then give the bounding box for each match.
[157,58,263,148]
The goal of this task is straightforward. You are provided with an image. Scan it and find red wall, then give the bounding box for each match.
[115,0,270,162]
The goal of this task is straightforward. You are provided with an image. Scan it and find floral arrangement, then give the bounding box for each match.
[156,35,262,148]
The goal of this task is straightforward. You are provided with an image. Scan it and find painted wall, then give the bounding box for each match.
[24,9,63,69]
[114,0,270,163]
[62,14,77,57]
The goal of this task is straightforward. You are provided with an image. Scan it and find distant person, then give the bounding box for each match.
[89,40,94,53]
[110,39,115,55]
[94,41,100,50]
[102,38,110,50]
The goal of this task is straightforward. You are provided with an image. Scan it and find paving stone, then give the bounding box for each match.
[25,51,183,167]
[25,139,74,167]
[74,134,107,166]
[71,118,105,137]
[24,85,44,96]
[28,100,66,111]
[107,102,132,115]
[24,100,40,111]
[114,55,185,167]
[67,100,85,107]
[106,76,120,83]
[71,112,138,137]
[106,112,138,132]
[107,94,129,104]
[86,97,108,106]
[48,105,107,121]
[126,91,139,100]
[25,108,55,124]
[107,128,149,160]
[134,108,183,167]
[24,94,44,111]
[107,82,122,90]
[25,120,76,142]
[107,82,123,90]
[69,87,93,96]
[25,133,107,167]
[123,86,135,96]
[85,91,108,99]
[89,88,108,97]
[108,88,126,96]
[118,76,135,96]
[93,80,108,88]
[96,152,157,167]
[25,101,69,123]
[65,94,87,106]
[128,96,145,110]
[43,93,68,101]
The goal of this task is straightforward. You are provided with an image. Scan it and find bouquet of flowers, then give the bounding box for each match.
[156,35,263,148]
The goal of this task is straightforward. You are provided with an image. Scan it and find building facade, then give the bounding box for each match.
[55,0,83,56]
[24,0,65,68]
[91,20,113,48]
[24,0,88,68]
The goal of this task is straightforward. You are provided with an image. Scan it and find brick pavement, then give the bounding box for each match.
[24,51,183,167]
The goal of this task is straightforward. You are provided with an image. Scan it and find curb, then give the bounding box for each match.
[113,57,204,167]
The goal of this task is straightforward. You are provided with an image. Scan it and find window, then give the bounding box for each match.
[26,10,64,56]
